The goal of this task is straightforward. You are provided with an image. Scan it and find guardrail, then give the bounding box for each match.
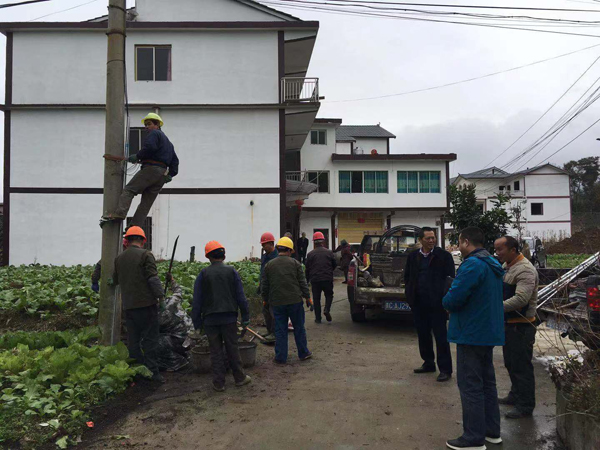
[281,77,319,103]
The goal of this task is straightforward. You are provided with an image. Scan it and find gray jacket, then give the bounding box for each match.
[503,255,538,322]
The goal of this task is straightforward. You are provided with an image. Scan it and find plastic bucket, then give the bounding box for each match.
[190,345,212,374]
[238,341,257,368]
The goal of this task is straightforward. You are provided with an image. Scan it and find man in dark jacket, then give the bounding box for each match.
[443,227,505,450]
[297,232,309,264]
[404,227,455,382]
[335,240,353,283]
[305,231,337,323]
[261,237,312,364]
[103,113,179,227]
[258,232,278,343]
[192,241,251,392]
[113,226,165,383]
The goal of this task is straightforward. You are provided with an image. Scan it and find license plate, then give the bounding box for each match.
[383,301,411,312]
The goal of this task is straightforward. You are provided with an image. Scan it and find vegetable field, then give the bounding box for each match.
[0,260,262,448]
[546,254,592,269]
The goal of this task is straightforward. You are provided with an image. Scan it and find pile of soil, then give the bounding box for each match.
[547,227,600,255]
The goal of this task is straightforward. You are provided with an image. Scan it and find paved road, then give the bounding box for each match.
[86,280,563,450]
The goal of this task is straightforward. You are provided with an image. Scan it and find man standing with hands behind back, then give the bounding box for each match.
[404,227,455,382]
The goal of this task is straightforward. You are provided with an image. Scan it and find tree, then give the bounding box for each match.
[564,157,600,212]
[509,199,527,241]
[446,184,513,251]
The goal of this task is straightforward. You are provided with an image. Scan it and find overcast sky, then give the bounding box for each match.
[1,0,600,202]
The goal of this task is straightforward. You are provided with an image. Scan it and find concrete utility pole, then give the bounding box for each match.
[99,0,127,346]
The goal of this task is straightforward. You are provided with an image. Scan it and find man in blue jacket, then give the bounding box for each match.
[442,227,505,450]
[103,113,179,227]
[192,241,251,392]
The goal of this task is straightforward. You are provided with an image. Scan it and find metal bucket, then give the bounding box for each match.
[239,341,257,368]
[190,345,212,374]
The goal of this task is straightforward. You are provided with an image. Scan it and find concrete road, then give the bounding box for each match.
[86,280,563,450]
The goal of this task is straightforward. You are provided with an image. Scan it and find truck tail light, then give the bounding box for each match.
[588,287,600,311]
[348,264,356,286]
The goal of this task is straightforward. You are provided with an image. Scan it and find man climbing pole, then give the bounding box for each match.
[101,113,179,227]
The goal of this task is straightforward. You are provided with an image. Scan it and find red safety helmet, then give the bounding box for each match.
[260,232,276,245]
[313,231,325,241]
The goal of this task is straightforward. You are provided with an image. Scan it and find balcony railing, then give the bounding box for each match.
[281,77,319,103]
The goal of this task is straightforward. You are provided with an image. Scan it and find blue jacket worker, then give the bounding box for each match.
[442,227,505,450]
[103,113,179,227]
[192,241,252,392]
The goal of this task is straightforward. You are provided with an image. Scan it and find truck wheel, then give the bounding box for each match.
[348,285,366,322]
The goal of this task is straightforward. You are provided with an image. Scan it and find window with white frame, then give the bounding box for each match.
[307,171,330,193]
[136,45,172,81]
[129,127,149,156]
[310,130,327,145]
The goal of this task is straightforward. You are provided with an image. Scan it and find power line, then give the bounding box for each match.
[274,0,600,13]
[0,0,50,8]
[28,0,99,22]
[263,1,600,38]
[321,43,600,103]
[484,52,600,169]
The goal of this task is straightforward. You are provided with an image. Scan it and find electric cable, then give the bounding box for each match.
[28,0,100,22]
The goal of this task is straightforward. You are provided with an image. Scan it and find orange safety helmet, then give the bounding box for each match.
[313,231,325,241]
[205,240,225,257]
[124,226,146,240]
[260,232,276,245]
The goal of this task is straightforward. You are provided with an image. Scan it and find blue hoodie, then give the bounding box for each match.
[442,248,505,346]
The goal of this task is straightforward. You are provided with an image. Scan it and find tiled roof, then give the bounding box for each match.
[336,125,396,141]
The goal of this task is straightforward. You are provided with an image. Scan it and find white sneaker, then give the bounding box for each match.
[485,436,502,445]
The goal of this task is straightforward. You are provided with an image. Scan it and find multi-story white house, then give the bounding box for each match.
[452,164,572,240]
[290,119,457,251]
[1,0,322,265]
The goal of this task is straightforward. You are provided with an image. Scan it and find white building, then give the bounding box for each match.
[1,0,322,265]
[290,119,457,251]
[452,164,572,240]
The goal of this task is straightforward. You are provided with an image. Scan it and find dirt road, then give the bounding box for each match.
[85,280,563,450]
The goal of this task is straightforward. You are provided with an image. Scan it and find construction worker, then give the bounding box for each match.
[112,226,165,383]
[334,240,353,283]
[102,113,179,227]
[261,237,312,364]
[258,232,278,343]
[305,231,337,323]
[191,241,252,392]
[297,232,309,264]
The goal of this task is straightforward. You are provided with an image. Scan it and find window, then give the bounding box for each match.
[136,45,172,81]
[514,181,520,191]
[499,185,505,191]
[364,171,388,193]
[397,171,441,193]
[307,171,329,193]
[310,130,327,145]
[129,128,149,156]
[339,171,387,193]
[531,203,543,216]
[476,202,485,213]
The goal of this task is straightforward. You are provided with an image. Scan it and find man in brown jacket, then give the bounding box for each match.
[494,235,538,419]
[113,226,166,383]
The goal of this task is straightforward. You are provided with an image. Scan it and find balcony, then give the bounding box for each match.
[281,77,320,103]
[285,170,325,205]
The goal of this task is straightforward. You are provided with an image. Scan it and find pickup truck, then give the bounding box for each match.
[347,225,420,322]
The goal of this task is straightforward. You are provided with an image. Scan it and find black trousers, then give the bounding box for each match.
[125,304,160,375]
[205,323,246,388]
[503,323,536,414]
[412,303,452,374]
[262,302,274,334]
[311,280,334,321]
